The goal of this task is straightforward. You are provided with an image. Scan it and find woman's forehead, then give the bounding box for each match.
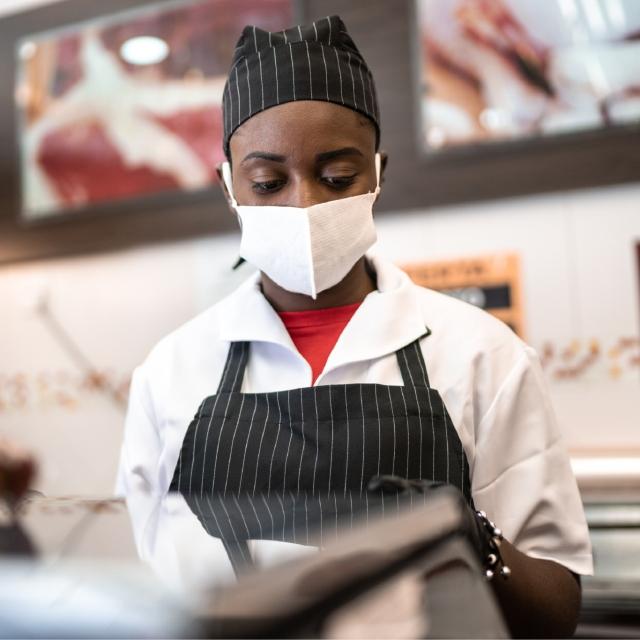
[229,101,377,160]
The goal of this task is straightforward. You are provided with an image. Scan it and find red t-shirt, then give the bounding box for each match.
[278,302,361,383]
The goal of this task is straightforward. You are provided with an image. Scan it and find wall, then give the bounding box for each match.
[375,184,640,455]
[2,181,639,495]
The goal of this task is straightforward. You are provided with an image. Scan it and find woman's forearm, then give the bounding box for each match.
[491,539,582,638]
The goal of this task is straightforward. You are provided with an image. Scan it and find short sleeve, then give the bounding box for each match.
[115,365,162,498]
[471,346,593,576]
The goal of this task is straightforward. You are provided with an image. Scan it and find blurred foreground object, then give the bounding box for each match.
[0,489,508,638]
[575,464,640,638]
[576,498,640,638]
[0,437,36,504]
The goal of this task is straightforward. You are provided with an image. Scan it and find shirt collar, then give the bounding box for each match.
[217,269,295,349]
[217,253,429,376]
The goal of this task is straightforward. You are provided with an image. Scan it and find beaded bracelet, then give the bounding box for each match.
[475,509,511,581]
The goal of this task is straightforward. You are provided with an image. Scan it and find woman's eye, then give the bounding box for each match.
[251,179,284,193]
[323,175,356,189]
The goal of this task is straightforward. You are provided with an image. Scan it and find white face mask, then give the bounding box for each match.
[221,154,381,299]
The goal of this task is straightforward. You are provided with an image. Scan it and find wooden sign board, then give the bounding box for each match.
[402,253,525,338]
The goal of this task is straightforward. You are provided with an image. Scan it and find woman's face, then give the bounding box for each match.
[226,100,380,208]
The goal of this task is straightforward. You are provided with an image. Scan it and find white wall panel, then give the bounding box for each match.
[2,182,639,494]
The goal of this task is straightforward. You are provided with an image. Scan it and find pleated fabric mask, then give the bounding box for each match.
[221,153,380,299]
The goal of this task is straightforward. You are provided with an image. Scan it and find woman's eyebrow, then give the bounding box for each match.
[315,147,364,162]
[240,147,364,165]
[241,151,287,164]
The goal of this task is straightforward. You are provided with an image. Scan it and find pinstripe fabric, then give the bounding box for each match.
[221,15,380,158]
[170,337,472,504]
[182,486,475,577]
[183,490,429,574]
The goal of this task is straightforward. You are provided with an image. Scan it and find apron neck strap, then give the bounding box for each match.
[217,330,433,395]
[217,341,250,394]
[395,329,432,389]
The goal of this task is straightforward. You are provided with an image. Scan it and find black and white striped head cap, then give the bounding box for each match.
[222,15,380,159]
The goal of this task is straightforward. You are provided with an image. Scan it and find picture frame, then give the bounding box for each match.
[310,1,640,216]
[413,0,640,158]
[0,0,298,263]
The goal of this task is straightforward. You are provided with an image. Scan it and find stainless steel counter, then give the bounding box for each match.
[577,494,640,639]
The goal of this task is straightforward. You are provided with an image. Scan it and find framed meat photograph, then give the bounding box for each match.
[14,0,293,220]
[0,0,297,261]
[415,0,640,153]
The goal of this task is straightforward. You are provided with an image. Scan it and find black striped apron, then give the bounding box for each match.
[169,336,472,503]
[181,490,432,573]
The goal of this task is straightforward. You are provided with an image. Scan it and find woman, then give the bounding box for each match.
[117,16,591,636]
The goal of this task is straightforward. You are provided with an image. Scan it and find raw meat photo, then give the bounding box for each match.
[417,0,640,150]
[15,0,291,219]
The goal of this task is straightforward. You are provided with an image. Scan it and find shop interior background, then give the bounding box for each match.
[0,0,639,495]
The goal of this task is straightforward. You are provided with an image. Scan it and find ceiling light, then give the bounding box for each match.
[120,36,169,66]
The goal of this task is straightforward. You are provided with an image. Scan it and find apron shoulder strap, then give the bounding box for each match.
[217,341,250,393]
[396,328,432,389]
[219,333,431,394]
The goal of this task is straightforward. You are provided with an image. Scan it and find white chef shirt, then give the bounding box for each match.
[116,253,593,575]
